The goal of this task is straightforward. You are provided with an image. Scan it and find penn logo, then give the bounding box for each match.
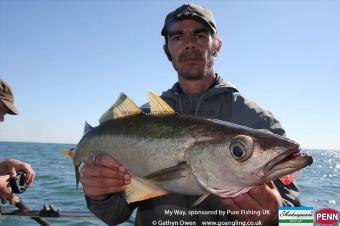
[315,208,339,225]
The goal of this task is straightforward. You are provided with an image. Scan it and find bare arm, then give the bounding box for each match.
[0,159,35,185]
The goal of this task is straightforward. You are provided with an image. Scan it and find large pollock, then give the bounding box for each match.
[65,92,313,204]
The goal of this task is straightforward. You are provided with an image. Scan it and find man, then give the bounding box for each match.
[0,79,35,204]
[81,4,300,225]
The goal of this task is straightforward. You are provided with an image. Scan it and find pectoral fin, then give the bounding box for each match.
[124,177,168,203]
[124,162,191,203]
[143,162,190,185]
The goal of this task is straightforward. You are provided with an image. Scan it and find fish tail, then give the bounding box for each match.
[63,148,74,158]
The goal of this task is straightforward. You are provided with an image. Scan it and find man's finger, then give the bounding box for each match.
[9,167,17,178]
[24,165,35,185]
[81,176,128,188]
[83,184,126,197]
[8,193,15,205]
[86,154,123,169]
[81,165,130,181]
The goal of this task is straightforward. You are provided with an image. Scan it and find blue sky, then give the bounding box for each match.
[1,0,339,150]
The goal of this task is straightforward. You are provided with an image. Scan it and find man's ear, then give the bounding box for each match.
[163,44,172,61]
[213,38,222,57]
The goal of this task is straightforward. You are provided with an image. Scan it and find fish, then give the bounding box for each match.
[64,92,313,204]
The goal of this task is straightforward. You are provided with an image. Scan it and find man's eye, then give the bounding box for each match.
[196,33,206,39]
[171,36,182,41]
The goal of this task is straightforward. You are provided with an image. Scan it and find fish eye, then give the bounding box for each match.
[229,135,254,162]
[231,145,244,158]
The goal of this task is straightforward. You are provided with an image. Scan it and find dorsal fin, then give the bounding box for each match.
[148,91,176,116]
[83,121,93,135]
[99,93,142,124]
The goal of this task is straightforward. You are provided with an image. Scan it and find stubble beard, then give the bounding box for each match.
[173,48,215,81]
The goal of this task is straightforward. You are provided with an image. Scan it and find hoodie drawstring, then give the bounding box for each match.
[194,94,206,116]
[178,93,206,116]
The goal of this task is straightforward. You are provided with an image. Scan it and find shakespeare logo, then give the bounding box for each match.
[279,207,313,226]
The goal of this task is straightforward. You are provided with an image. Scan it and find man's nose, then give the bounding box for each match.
[183,34,196,50]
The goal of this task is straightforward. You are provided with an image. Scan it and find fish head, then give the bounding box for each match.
[187,129,313,197]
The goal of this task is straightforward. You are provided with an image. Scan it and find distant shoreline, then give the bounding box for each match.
[0,140,76,146]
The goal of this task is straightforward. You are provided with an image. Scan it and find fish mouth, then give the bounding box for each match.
[262,148,313,180]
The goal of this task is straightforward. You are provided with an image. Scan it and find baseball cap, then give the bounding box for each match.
[0,79,19,115]
[161,3,217,36]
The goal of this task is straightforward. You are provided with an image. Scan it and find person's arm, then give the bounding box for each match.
[0,159,35,185]
[0,174,14,204]
[85,193,136,225]
[81,154,135,225]
[0,161,6,173]
[0,159,35,204]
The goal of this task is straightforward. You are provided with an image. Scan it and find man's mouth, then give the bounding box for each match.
[182,58,202,62]
[179,50,204,63]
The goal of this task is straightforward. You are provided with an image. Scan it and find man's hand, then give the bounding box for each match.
[0,159,35,185]
[0,174,14,204]
[80,154,131,201]
[220,184,282,225]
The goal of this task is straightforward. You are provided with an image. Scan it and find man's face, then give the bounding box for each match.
[166,20,216,81]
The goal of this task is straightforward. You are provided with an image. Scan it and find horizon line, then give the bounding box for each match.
[1,140,339,152]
